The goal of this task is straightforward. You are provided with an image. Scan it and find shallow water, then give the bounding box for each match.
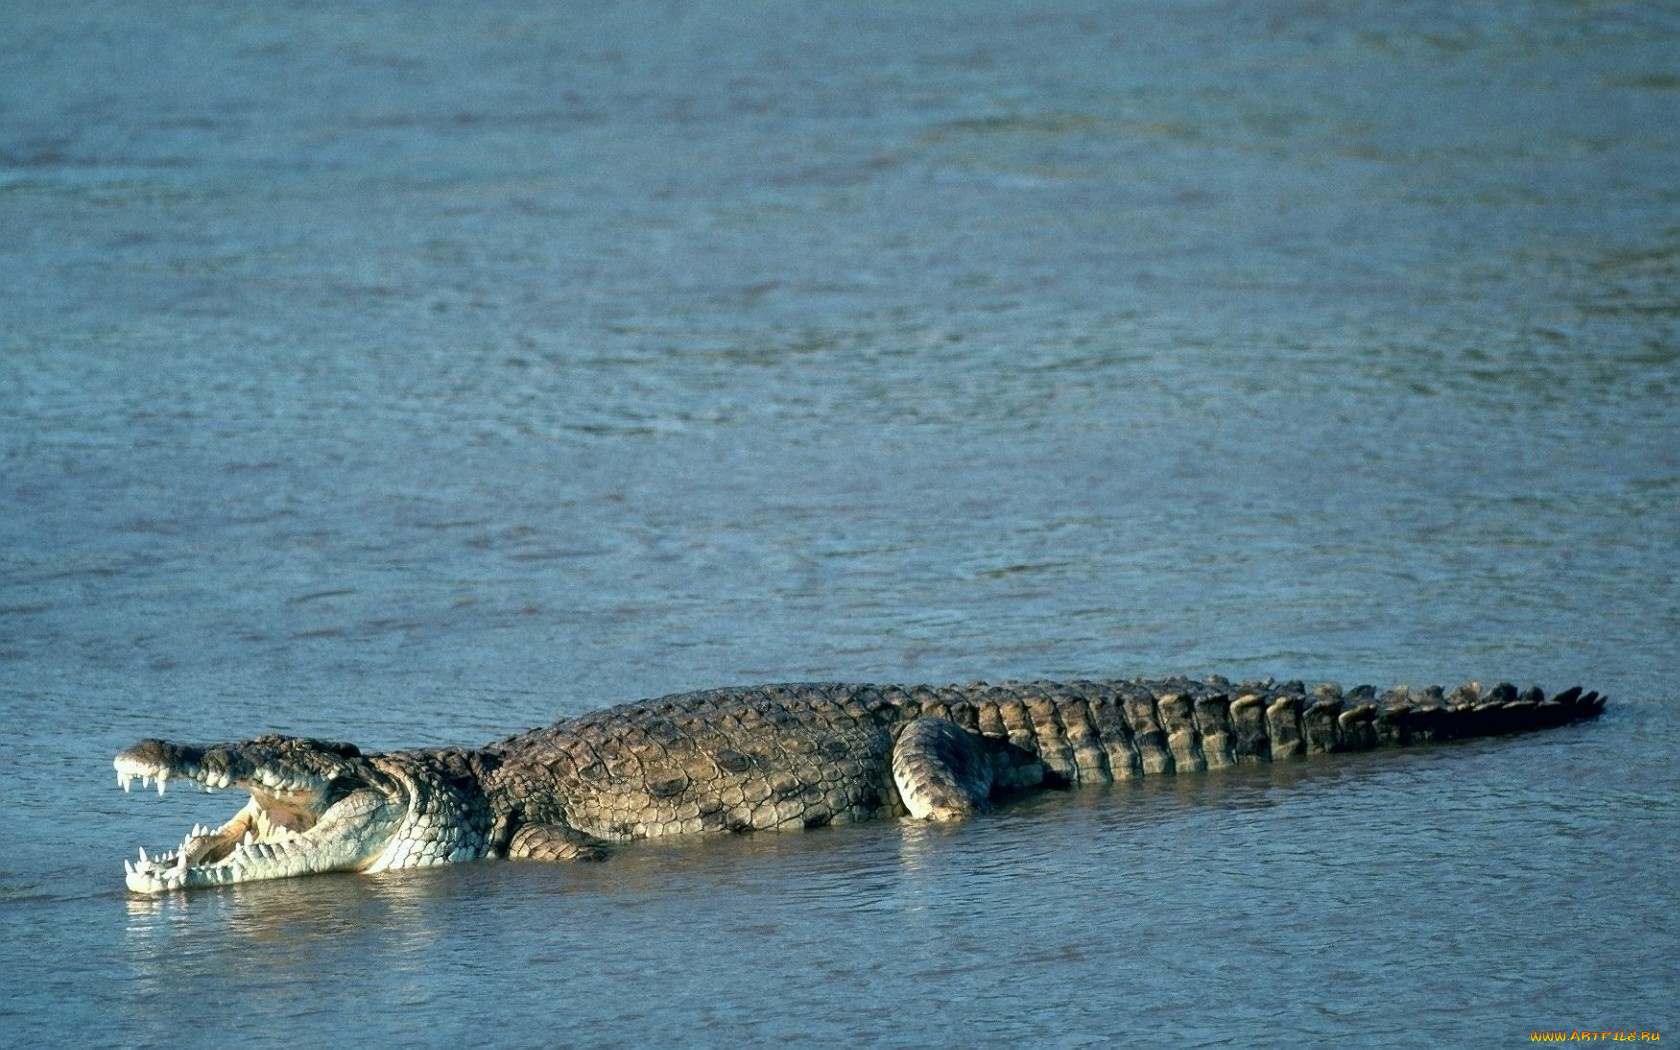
[3,0,1677,1044]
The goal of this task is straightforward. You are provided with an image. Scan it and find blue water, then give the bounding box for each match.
[3,0,1677,1044]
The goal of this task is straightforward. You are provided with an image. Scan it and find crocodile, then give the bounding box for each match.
[114,676,1605,892]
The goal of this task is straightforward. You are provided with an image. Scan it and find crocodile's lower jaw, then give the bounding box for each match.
[123,818,343,892]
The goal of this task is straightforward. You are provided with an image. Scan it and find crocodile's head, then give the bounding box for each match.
[113,735,492,893]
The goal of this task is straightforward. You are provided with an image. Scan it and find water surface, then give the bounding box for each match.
[3,0,1676,1044]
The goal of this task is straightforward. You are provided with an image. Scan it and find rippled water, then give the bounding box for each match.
[3,0,1677,1044]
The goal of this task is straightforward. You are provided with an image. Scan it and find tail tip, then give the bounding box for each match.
[1556,686,1606,719]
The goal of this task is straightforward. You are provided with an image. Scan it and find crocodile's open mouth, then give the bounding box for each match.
[114,736,405,893]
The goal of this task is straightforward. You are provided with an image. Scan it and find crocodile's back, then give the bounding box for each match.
[478,678,1604,844]
[483,684,905,841]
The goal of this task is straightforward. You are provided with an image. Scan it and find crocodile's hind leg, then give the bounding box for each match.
[891,717,995,821]
[508,823,611,862]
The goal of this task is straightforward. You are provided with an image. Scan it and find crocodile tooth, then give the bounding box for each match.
[157,771,168,795]
[138,847,148,863]
[125,859,136,876]
[243,831,254,846]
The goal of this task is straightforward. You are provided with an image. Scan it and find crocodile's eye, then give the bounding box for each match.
[321,776,362,806]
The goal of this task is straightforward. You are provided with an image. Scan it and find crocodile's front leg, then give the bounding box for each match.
[891,717,996,821]
[508,823,611,862]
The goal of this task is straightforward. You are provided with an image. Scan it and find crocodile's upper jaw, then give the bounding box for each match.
[114,735,409,893]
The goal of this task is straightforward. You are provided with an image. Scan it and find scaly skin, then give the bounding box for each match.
[114,677,1606,892]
